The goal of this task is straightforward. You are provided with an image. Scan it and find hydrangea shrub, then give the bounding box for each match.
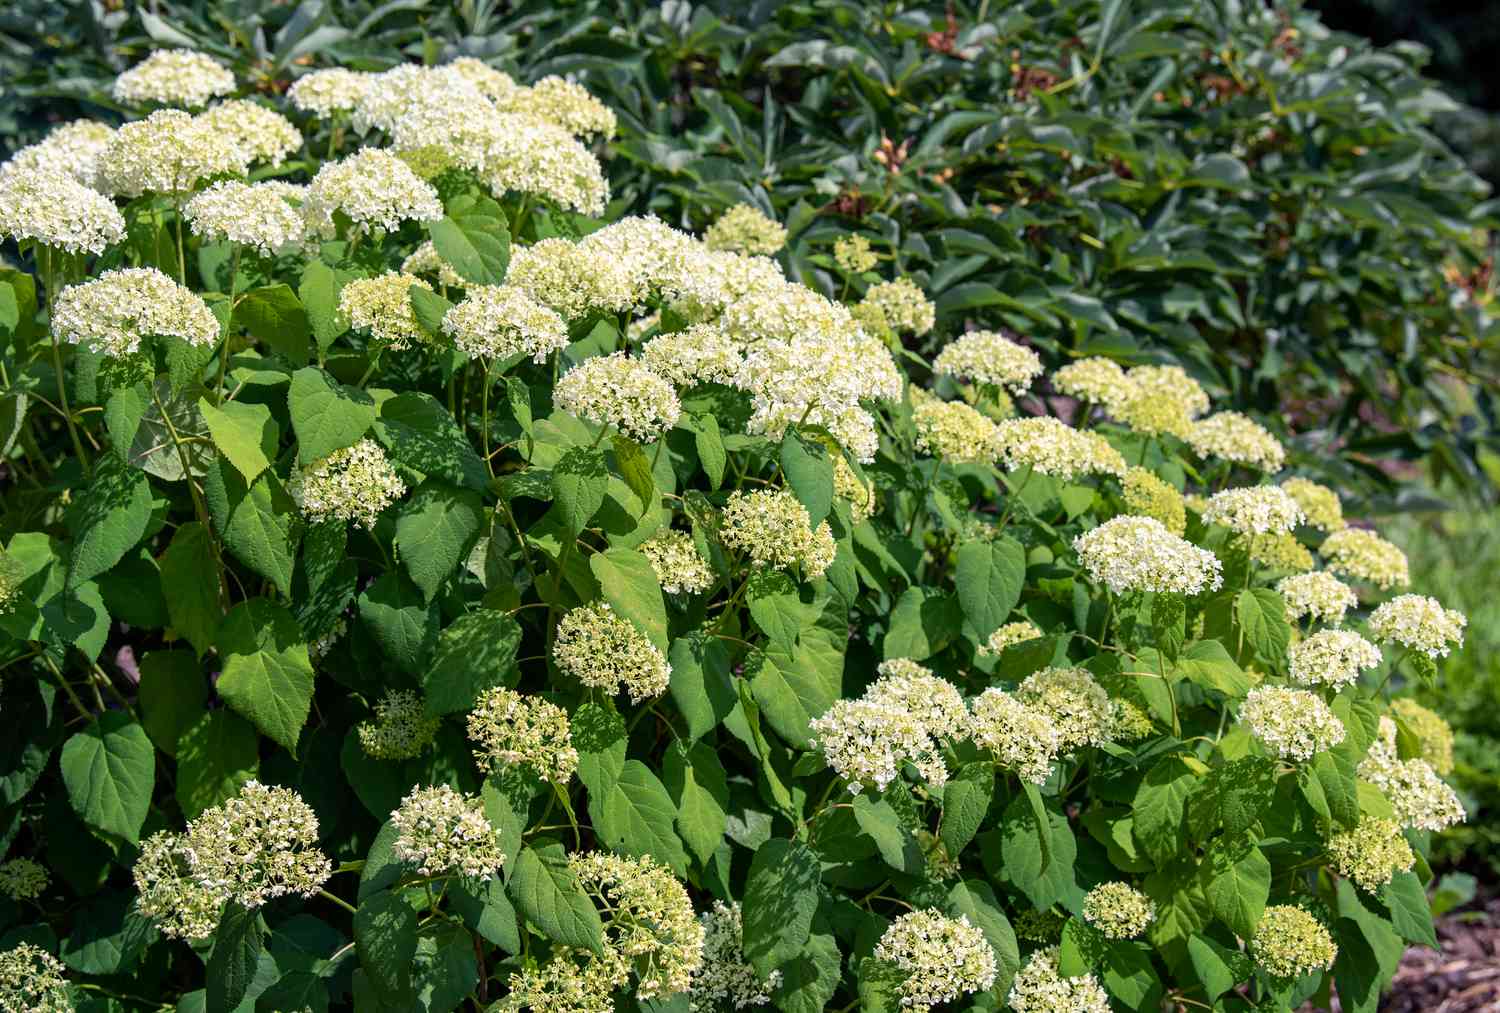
[0,47,1472,1013]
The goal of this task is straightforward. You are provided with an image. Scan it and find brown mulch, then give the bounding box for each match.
[1380,895,1500,1013]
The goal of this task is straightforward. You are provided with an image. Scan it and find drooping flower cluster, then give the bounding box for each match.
[967,688,1060,784]
[99,108,249,196]
[1122,466,1186,534]
[933,331,1044,392]
[554,354,683,443]
[718,489,836,580]
[0,168,125,255]
[288,439,406,529]
[357,689,441,760]
[0,943,71,1013]
[184,180,308,257]
[1287,629,1382,689]
[1368,594,1466,658]
[641,529,715,595]
[1326,818,1415,893]
[995,416,1128,479]
[1277,570,1358,626]
[1240,686,1345,761]
[390,785,506,879]
[1358,717,1465,831]
[112,49,235,108]
[0,119,115,188]
[1186,410,1286,472]
[704,204,787,256]
[688,901,781,1011]
[978,620,1044,657]
[1082,882,1155,939]
[197,100,303,167]
[442,284,568,363]
[568,852,705,1000]
[1318,527,1410,589]
[52,267,218,358]
[1201,485,1305,535]
[0,858,48,901]
[1017,666,1116,751]
[1390,698,1455,775]
[303,148,443,236]
[872,909,998,1009]
[860,278,935,335]
[1074,515,1224,595]
[1006,947,1111,1013]
[553,603,672,702]
[1281,477,1345,532]
[1252,906,1338,981]
[467,686,579,784]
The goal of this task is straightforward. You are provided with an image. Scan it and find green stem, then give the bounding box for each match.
[215,243,243,400]
[43,247,92,477]
[481,362,494,478]
[318,889,357,916]
[173,199,187,286]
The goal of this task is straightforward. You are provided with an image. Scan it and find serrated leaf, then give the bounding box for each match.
[591,759,689,875]
[198,397,277,483]
[955,536,1026,640]
[158,522,221,656]
[216,598,316,754]
[137,649,206,758]
[67,453,152,589]
[589,547,668,652]
[203,459,298,597]
[299,259,348,350]
[781,430,834,525]
[423,610,522,714]
[1235,588,1290,664]
[354,890,418,996]
[743,839,820,977]
[507,844,605,953]
[358,571,440,675]
[429,200,510,285]
[59,712,155,844]
[237,284,310,364]
[288,366,377,464]
[207,903,264,1013]
[394,480,484,601]
[175,709,259,818]
[551,446,608,535]
[1201,840,1269,940]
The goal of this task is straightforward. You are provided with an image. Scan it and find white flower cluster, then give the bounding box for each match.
[1082,881,1155,939]
[641,529,715,595]
[912,395,1001,464]
[1051,356,1130,405]
[704,204,787,256]
[287,67,372,116]
[1319,527,1410,589]
[994,416,1127,479]
[197,99,302,167]
[1281,477,1345,532]
[338,271,432,349]
[932,330,1043,392]
[303,148,442,237]
[872,909,998,1009]
[1277,571,1358,626]
[467,686,579,784]
[1240,686,1345,761]
[1007,947,1111,1013]
[553,602,672,702]
[0,858,48,901]
[641,325,744,389]
[1251,906,1337,981]
[1287,629,1382,689]
[507,238,635,321]
[967,688,1060,784]
[0,119,115,188]
[357,689,441,760]
[1017,666,1116,751]
[0,168,125,255]
[287,439,407,529]
[1358,717,1465,832]
[442,284,568,362]
[52,267,218,358]
[1326,817,1415,893]
[113,49,235,108]
[1073,515,1223,595]
[719,489,836,580]
[568,851,705,1000]
[688,901,781,1011]
[1201,485,1305,535]
[977,619,1044,658]
[99,108,249,196]
[554,353,683,443]
[0,943,71,1013]
[390,785,507,879]
[1368,594,1466,658]
[1185,410,1287,472]
[860,278,935,335]
[184,180,308,257]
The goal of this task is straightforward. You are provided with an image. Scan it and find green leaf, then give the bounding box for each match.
[1132,754,1201,864]
[589,547,669,652]
[1235,588,1290,665]
[216,598,316,754]
[507,844,605,954]
[1187,934,1253,1000]
[773,932,842,1013]
[1201,840,1270,940]
[1173,640,1249,698]
[202,459,299,597]
[1309,749,1361,829]
[592,759,689,876]
[742,839,821,978]
[1187,756,1277,839]
[158,522,221,656]
[883,586,962,661]
[423,610,522,715]
[693,414,727,489]
[852,794,922,873]
[237,284,310,363]
[358,571,440,675]
[551,446,608,535]
[299,259,348,351]
[256,972,327,1013]
[611,435,657,514]
[67,452,152,589]
[1381,870,1438,948]
[206,903,264,1013]
[409,287,454,339]
[429,198,511,285]
[375,392,488,492]
[450,877,520,954]
[668,632,737,740]
[198,397,277,483]
[59,712,155,844]
[781,430,834,525]
[662,742,728,868]
[955,536,1026,640]
[137,649,206,757]
[394,480,484,601]
[940,763,994,855]
[998,791,1076,909]
[354,890,418,997]
[947,879,1021,995]
[175,709,259,818]
[288,366,377,464]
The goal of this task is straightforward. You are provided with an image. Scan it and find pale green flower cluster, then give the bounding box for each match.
[553,602,672,702]
[445,57,518,104]
[390,785,506,879]
[52,267,218,358]
[303,148,442,236]
[495,951,621,1013]
[287,67,372,116]
[357,689,441,760]
[1082,881,1155,939]
[1127,364,1212,419]
[1201,486,1305,535]
[860,277,935,335]
[484,113,610,215]
[704,204,787,256]
[1018,666,1116,751]
[287,439,407,529]
[1185,410,1287,472]
[1246,531,1314,573]
[184,180,308,257]
[0,858,48,901]
[442,284,568,362]
[995,416,1127,479]
[1073,515,1223,595]
[197,100,302,167]
[0,551,21,616]
[0,168,125,255]
[834,233,877,273]
[1007,947,1110,1013]
[99,108,249,196]
[1281,477,1345,532]
[1319,527,1410,589]
[1287,629,1382,689]
[112,49,235,108]
[719,488,836,580]
[0,119,115,189]
[967,688,1060,784]
[641,324,743,389]
[1251,906,1337,981]
[1051,356,1129,406]
[567,851,705,1000]
[832,455,877,522]
[338,271,432,348]
[1240,686,1345,761]
[1113,699,1158,741]
[507,239,635,320]
[0,943,71,1013]
[1326,818,1414,892]
[688,901,781,1011]
[504,75,618,140]
[554,353,683,443]
[1368,594,1466,658]
[932,330,1043,392]
[1277,571,1358,626]
[1390,698,1455,775]
[912,394,1000,464]
[467,686,579,784]
[1122,466,1186,534]
[873,909,998,1009]
[978,620,1044,658]
[640,529,715,595]
[1359,717,1465,831]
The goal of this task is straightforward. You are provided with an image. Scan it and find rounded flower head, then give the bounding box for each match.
[1359,717,1465,831]
[861,277,935,336]
[353,63,483,134]
[568,852,705,1000]
[184,180,307,257]
[0,858,48,901]
[503,76,618,140]
[933,330,1043,393]
[1390,698,1455,776]
[444,57,518,104]
[832,455,877,522]
[873,909,998,1009]
[483,114,609,216]
[719,489,836,580]
[1319,528,1409,589]
[704,204,786,256]
[1277,571,1358,626]
[0,119,115,189]
[871,659,970,741]
[1126,363,1211,419]
[506,238,635,320]
[1281,477,1345,532]
[287,67,372,116]
[911,393,1000,464]
[0,943,71,1013]
[390,785,506,879]
[113,49,235,108]
[554,353,682,443]
[834,233,877,273]
[1082,882,1155,939]
[1201,486,1305,535]
[689,901,781,1011]
[1251,906,1337,981]
[1287,629,1382,689]
[554,602,671,702]
[401,240,464,287]
[52,267,217,358]
[1327,818,1414,893]
[1017,666,1115,751]
[467,687,578,784]
[811,661,967,793]
[183,781,333,909]
[1007,947,1111,1013]
[1186,411,1286,472]
[99,108,248,196]
[641,529,715,595]
[132,830,226,940]
[304,148,442,237]
[995,416,1127,479]
[967,688,1060,784]
[1246,531,1314,573]
[0,551,20,616]
[978,620,1044,658]
[1053,357,1130,408]
[357,689,441,760]
[197,99,302,167]
[442,284,568,363]
[0,169,125,255]
[1122,467,1186,534]
[641,324,743,389]
[1074,515,1224,595]
[338,271,432,349]
[288,438,407,529]
[1368,594,1466,658]
[1241,686,1345,761]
